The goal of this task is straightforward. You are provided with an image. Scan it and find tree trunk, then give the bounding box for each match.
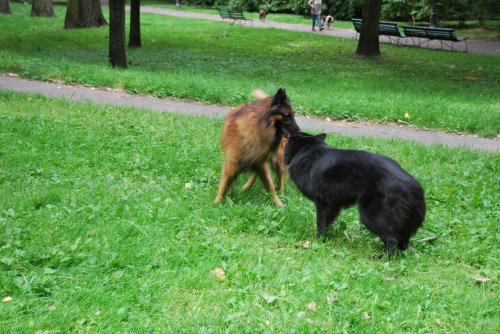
[31,0,56,18]
[109,0,127,68]
[356,0,382,57]
[128,0,141,48]
[0,0,12,14]
[64,0,107,29]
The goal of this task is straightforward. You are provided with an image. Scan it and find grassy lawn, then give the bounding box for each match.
[138,1,500,40]
[1,3,499,138]
[1,90,499,332]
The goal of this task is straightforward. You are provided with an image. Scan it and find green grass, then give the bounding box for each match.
[1,3,499,138]
[138,1,500,39]
[1,90,499,332]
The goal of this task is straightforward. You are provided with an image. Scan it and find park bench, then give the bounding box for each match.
[401,25,468,52]
[352,18,405,45]
[217,7,253,26]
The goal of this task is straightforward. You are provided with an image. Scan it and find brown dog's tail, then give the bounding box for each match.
[251,89,269,100]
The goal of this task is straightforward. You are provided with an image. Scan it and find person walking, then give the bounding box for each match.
[308,0,323,31]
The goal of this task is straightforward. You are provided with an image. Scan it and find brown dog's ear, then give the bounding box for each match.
[317,133,327,141]
[271,88,287,106]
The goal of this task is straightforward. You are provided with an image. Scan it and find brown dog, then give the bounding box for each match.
[214,88,300,207]
[259,10,267,21]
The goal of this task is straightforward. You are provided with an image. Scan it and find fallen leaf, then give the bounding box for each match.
[327,295,338,304]
[473,277,491,283]
[260,292,278,304]
[325,117,332,122]
[305,318,314,324]
[383,277,395,281]
[465,77,480,81]
[363,312,371,321]
[211,267,226,280]
[47,305,57,311]
[2,296,12,303]
[300,240,310,249]
[307,301,317,311]
[404,113,410,119]
[185,182,192,189]
[436,318,442,325]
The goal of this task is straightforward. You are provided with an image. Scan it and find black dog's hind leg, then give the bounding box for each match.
[358,196,401,258]
[314,201,341,238]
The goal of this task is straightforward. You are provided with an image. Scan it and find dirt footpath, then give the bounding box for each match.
[1,76,498,153]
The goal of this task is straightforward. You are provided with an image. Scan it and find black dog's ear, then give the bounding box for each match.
[271,88,287,106]
[316,133,327,141]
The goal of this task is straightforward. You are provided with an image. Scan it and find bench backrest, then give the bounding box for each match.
[352,18,362,32]
[352,18,403,37]
[228,9,245,19]
[218,7,245,20]
[402,26,459,41]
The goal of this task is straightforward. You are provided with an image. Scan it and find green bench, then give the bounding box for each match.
[217,7,253,26]
[352,18,405,45]
[401,25,468,52]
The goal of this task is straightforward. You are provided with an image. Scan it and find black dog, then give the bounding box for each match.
[284,132,426,258]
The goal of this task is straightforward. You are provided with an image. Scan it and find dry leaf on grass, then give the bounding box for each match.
[299,240,310,249]
[473,277,491,283]
[363,312,371,322]
[327,295,338,304]
[260,292,278,304]
[2,296,12,303]
[305,318,314,324]
[211,267,226,280]
[307,301,317,311]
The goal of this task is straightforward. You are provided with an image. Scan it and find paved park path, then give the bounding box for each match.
[2,75,498,153]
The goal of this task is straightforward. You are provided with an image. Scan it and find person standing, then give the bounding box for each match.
[308,0,323,31]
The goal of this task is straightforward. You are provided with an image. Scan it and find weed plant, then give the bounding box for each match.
[0,91,499,332]
[1,3,499,138]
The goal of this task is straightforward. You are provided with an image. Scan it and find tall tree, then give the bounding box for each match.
[31,0,56,18]
[356,0,382,57]
[0,0,12,14]
[128,0,141,47]
[64,0,107,29]
[109,0,127,68]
